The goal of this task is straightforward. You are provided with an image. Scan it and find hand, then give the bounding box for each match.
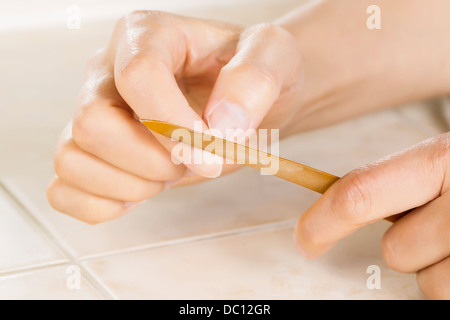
[47,11,303,224]
[294,132,450,299]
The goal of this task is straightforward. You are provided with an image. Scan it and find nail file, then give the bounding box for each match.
[140,119,400,223]
[140,119,340,193]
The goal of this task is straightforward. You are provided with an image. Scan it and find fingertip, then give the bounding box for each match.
[174,143,223,179]
[292,226,309,258]
[186,162,223,179]
[293,215,335,259]
[293,218,320,259]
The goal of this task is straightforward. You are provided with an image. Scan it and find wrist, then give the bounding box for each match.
[275,0,450,135]
[275,1,374,134]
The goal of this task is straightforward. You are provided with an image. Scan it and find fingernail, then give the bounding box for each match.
[206,101,249,141]
[190,163,222,178]
[173,142,222,179]
[123,201,144,213]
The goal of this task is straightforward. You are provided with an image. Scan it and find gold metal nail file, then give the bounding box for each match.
[141,119,401,223]
[140,119,340,194]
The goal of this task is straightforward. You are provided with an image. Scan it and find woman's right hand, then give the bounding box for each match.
[47,11,304,224]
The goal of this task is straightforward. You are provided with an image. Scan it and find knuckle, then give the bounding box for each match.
[118,10,150,29]
[330,169,374,226]
[53,149,66,178]
[117,10,169,39]
[46,179,60,210]
[53,143,74,179]
[381,231,406,272]
[117,55,150,88]
[115,10,177,88]
[86,48,107,69]
[127,9,150,20]
[226,60,279,90]
[249,23,283,38]
[72,104,104,152]
[142,10,168,21]
[116,48,167,90]
[124,10,167,24]
[236,23,300,90]
[248,23,298,50]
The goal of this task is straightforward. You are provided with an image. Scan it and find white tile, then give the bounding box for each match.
[0,0,305,32]
[0,0,442,270]
[0,1,314,260]
[394,100,449,136]
[0,265,102,300]
[0,186,67,273]
[0,106,436,259]
[83,224,423,299]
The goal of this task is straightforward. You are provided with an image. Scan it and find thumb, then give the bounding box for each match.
[294,133,449,259]
[203,24,301,141]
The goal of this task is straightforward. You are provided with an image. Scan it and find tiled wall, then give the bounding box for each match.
[1,0,443,299]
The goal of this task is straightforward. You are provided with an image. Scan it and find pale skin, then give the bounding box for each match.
[47,0,449,299]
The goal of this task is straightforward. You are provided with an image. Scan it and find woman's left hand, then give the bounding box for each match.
[294,132,450,299]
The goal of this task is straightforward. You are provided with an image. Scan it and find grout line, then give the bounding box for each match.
[0,262,110,300]
[0,179,115,300]
[0,178,76,257]
[80,263,119,300]
[78,264,119,300]
[0,261,68,278]
[0,178,296,298]
[79,219,296,262]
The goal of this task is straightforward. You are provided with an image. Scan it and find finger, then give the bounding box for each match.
[113,12,222,178]
[72,101,186,182]
[55,139,164,202]
[381,193,450,273]
[417,256,450,300]
[47,177,138,224]
[294,133,449,258]
[73,50,186,182]
[203,23,302,140]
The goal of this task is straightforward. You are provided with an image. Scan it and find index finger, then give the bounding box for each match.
[294,133,449,258]
[113,11,223,178]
